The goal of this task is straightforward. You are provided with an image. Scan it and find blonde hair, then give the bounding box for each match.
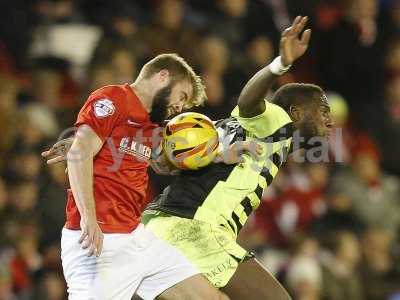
[139,53,206,108]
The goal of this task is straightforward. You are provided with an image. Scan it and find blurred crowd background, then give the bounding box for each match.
[0,0,399,299]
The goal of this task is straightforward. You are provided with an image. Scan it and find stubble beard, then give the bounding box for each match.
[149,84,173,124]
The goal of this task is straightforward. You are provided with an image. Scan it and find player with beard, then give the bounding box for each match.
[43,16,332,300]
[44,53,235,300]
[141,16,333,299]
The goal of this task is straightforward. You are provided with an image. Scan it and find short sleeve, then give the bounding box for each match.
[75,95,125,142]
[231,100,292,138]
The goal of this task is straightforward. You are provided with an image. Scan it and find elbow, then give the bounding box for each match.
[237,97,250,112]
[237,98,245,110]
[237,99,256,118]
[237,92,258,112]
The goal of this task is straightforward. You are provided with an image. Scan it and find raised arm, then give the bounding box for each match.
[238,16,311,117]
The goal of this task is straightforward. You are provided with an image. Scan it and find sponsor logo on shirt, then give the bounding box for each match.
[119,137,152,160]
[93,99,115,118]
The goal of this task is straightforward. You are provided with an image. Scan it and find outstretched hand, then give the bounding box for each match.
[214,141,263,165]
[280,16,311,67]
[41,137,74,165]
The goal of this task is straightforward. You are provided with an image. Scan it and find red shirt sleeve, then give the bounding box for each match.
[75,90,126,142]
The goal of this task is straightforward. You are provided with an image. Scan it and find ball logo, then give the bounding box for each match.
[94,99,115,118]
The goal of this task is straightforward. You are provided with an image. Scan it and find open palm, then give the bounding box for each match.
[280,16,312,67]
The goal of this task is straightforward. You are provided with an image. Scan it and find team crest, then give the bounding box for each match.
[94,99,115,118]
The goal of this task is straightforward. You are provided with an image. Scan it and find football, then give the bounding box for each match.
[163,112,219,170]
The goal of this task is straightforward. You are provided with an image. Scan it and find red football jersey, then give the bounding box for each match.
[65,84,160,233]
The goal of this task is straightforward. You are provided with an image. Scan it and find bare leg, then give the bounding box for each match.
[221,258,291,300]
[157,274,229,300]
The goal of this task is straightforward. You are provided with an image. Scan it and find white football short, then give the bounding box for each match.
[61,224,199,300]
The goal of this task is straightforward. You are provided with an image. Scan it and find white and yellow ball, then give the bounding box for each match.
[163,112,219,170]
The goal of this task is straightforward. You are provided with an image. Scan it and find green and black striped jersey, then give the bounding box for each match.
[145,101,293,236]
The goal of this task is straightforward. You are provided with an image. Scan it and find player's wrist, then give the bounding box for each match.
[269,56,292,75]
[82,208,96,219]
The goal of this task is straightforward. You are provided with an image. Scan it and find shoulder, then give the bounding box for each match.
[265,102,292,128]
[231,100,292,138]
[75,85,130,121]
[89,85,127,103]
[86,85,129,114]
[232,100,291,124]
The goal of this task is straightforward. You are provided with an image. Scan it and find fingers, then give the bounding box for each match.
[301,29,312,45]
[53,138,74,154]
[78,230,88,249]
[46,155,67,165]
[219,141,264,165]
[231,141,263,162]
[87,232,103,257]
[78,224,104,257]
[284,16,301,37]
[95,234,104,257]
[79,226,103,257]
[298,16,309,34]
[241,141,263,156]
[79,228,88,244]
[291,15,302,28]
[285,16,309,37]
[281,27,291,37]
[220,143,242,164]
[42,142,63,158]
[80,231,92,249]
[42,143,69,164]
[87,240,96,257]
[41,148,56,158]
[42,138,72,158]
[292,16,308,36]
[42,148,64,162]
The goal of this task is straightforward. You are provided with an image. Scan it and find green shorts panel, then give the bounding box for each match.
[142,211,248,288]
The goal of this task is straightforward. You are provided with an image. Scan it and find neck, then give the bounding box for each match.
[130,80,154,112]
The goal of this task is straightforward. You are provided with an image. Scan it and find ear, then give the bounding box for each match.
[289,105,304,122]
